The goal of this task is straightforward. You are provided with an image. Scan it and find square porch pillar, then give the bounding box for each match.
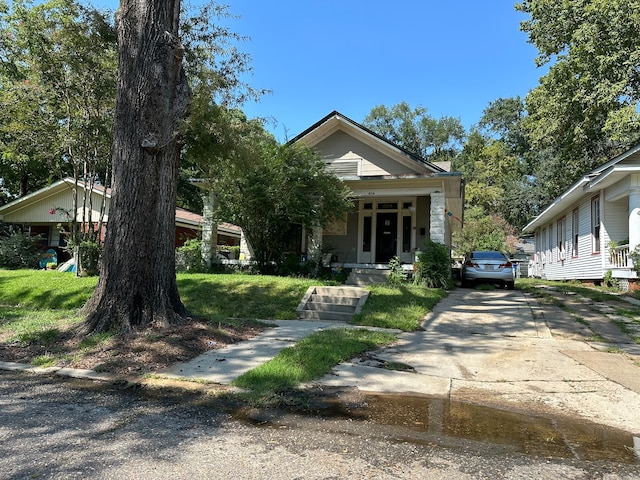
[429,192,446,245]
[201,190,216,267]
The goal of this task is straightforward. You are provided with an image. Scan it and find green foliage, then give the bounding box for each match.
[516,0,640,198]
[363,101,466,162]
[176,239,206,273]
[0,232,41,269]
[77,240,102,276]
[453,206,516,255]
[0,0,117,197]
[603,270,620,290]
[213,140,353,274]
[413,240,453,289]
[630,245,640,276]
[386,256,406,286]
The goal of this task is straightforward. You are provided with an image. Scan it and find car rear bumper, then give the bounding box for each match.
[462,268,514,283]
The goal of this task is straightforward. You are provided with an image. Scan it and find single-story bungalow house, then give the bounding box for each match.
[523,143,640,288]
[0,177,241,265]
[200,111,465,268]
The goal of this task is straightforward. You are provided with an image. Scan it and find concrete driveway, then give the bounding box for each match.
[314,288,640,435]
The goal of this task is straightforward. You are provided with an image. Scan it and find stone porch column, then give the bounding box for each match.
[429,192,446,244]
[201,190,216,267]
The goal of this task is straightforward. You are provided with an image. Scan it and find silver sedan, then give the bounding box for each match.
[460,251,515,289]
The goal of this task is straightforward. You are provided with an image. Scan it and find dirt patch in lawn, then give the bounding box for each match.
[0,319,268,377]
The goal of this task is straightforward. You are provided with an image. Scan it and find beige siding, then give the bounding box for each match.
[316,131,418,177]
[3,187,108,223]
[322,210,359,263]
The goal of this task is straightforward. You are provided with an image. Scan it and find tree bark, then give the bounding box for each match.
[82,0,190,334]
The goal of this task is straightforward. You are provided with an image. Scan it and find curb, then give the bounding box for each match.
[0,360,120,382]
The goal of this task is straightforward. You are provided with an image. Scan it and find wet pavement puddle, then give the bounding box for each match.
[329,393,638,463]
[239,392,638,464]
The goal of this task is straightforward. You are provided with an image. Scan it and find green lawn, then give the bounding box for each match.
[0,269,447,400]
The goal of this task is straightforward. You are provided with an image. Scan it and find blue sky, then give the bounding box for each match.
[96,1,545,142]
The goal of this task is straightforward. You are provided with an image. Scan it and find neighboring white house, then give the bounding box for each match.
[523,144,640,288]
[199,111,465,267]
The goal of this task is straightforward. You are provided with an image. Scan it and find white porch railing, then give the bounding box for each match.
[611,244,630,268]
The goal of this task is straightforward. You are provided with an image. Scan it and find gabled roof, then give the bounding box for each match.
[523,143,640,232]
[289,111,447,175]
[0,177,204,226]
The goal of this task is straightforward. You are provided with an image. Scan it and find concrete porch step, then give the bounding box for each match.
[346,268,389,286]
[296,286,370,322]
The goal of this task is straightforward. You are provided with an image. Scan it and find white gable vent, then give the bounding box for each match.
[324,160,360,177]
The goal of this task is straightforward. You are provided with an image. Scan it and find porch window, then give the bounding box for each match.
[557,217,566,261]
[541,227,546,263]
[402,216,411,252]
[377,202,397,210]
[363,216,372,252]
[591,196,601,253]
[572,208,579,257]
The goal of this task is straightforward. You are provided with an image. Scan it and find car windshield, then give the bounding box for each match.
[471,251,506,260]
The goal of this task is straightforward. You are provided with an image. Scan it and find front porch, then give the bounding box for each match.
[609,244,638,282]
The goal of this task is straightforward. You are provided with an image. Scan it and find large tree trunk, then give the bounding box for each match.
[82,0,190,334]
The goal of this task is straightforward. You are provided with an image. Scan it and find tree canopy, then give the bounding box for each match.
[363,102,466,163]
[206,114,353,273]
[0,0,116,202]
[517,0,640,199]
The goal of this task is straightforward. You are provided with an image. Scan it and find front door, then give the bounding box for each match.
[376,212,397,263]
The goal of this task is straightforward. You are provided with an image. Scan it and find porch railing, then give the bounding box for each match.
[610,244,630,268]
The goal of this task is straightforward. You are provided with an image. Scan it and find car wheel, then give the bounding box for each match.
[506,281,515,290]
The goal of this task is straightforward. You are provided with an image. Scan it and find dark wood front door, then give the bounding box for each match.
[375,212,397,263]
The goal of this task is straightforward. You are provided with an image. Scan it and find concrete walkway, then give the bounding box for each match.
[159,320,352,383]
[310,288,640,434]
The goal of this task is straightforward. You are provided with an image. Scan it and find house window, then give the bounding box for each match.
[363,216,372,252]
[377,202,397,210]
[591,196,601,253]
[557,217,566,261]
[402,216,411,252]
[572,208,579,257]
[541,227,547,263]
[548,224,554,263]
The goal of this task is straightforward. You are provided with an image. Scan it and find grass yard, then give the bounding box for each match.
[354,283,446,331]
[233,328,397,402]
[0,269,446,388]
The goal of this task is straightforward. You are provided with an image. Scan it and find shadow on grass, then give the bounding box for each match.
[353,284,447,331]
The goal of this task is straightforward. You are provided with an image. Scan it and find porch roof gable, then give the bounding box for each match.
[289,111,448,175]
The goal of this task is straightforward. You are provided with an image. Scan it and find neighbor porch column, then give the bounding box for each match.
[201,190,217,267]
[429,192,446,244]
[308,224,323,264]
[239,230,253,261]
[629,180,640,252]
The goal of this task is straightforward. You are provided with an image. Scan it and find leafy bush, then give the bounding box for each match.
[0,232,41,269]
[413,240,453,289]
[387,256,406,285]
[176,239,206,272]
[77,240,102,276]
[630,245,640,276]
